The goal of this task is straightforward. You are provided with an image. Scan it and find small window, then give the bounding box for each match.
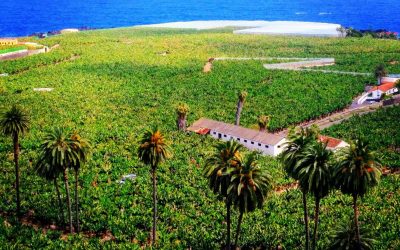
[230,136,233,139]
[258,143,262,146]
[251,141,254,145]
[265,145,269,148]
[278,146,281,148]
[244,140,247,143]
[237,138,240,141]
[213,132,216,135]
[224,135,227,138]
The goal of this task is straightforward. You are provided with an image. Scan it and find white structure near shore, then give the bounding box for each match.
[188,118,287,156]
[139,20,342,37]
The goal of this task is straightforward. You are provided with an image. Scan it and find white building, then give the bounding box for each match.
[357,77,399,104]
[187,118,287,156]
[318,135,349,151]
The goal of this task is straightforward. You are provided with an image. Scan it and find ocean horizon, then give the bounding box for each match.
[0,0,400,37]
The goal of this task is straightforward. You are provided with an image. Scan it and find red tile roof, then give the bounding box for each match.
[368,82,396,93]
[318,135,343,148]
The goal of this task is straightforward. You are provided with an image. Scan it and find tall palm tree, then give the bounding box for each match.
[39,127,77,233]
[235,91,247,126]
[296,141,332,250]
[35,156,65,226]
[257,115,270,132]
[333,139,381,248]
[70,132,90,233]
[229,152,272,248]
[0,105,29,216]
[279,126,319,250]
[374,64,387,85]
[204,140,242,249]
[176,103,189,131]
[138,128,169,245]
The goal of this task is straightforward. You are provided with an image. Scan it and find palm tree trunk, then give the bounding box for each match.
[312,197,320,250]
[74,169,80,233]
[235,101,243,126]
[177,115,187,131]
[226,199,231,250]
[353,194,360,247]
[234,211,244,248]
[13,133,21,217]
[54,178,65,226]
[63,169,73,233]
[302,192,310,250]
[151,166,157,245]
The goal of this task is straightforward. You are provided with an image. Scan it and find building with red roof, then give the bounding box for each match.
[318,135,349,151]
[357,77,399,104]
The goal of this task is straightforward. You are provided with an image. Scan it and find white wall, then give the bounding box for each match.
[209,129,277,156]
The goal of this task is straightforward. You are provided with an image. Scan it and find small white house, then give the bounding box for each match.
[187,118,287,156]
[318,135,349,151]
[357,78,399,104]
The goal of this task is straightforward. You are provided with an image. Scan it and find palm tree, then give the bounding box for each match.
[374,64,387,85]
[279,126,319,250]
[329,222,375,250]
[296,141,332,250]
[0,105,29,216]
[229,152,272,248]
[39,127,77,233]
[333,140,381,248]
[204,140,242,249]
[70,132,90,233]
[257,115,270,132]
[35,156,65,226]
[235,91,247,126]
[176,103,189,131]
[138,128,169,245]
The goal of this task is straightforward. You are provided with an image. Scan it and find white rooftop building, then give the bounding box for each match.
[187,118,287,156]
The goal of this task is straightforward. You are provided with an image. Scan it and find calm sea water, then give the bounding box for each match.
[0,0,399,37]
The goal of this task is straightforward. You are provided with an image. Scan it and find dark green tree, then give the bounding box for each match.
[333,140,381,248]
[229,152,272,248]
[0,105,29,217]
[39,127,77,233]
[329,222,375,250]
[296,141,332,250]
[374,64,387,85]
[204,140,242,249]
[280,126,319,250]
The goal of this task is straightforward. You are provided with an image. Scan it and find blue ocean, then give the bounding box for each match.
[0,0,399,37]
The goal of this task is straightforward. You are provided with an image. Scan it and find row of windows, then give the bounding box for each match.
[213,131,270,148]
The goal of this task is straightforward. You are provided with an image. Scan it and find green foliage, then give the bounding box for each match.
[137,128,169,168]
[0,105,29,137]
[324,106,400,167]
[333,140,381,197]
[329,222,376,250]
[230,152,272,213]
[0,46,26,55]
[0,28,399,249]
